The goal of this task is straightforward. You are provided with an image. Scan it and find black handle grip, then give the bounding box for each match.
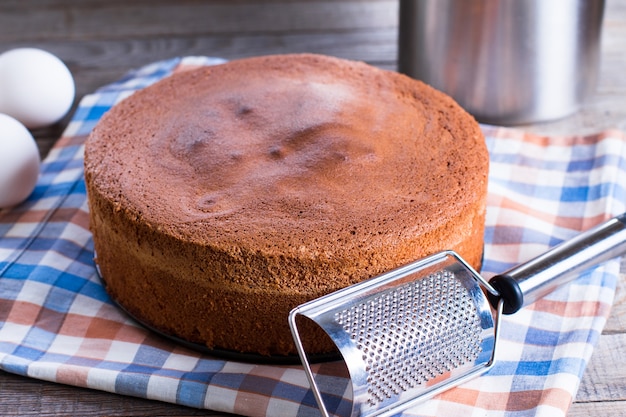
[487,274,523,315]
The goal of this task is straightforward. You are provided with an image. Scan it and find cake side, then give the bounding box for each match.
[87,178,486,355]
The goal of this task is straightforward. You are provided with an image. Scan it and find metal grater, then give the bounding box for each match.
[289,252,499,417]
[290,213,626,417]
[335,269,484,407]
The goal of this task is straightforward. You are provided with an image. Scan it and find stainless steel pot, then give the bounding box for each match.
[398,0,605,125]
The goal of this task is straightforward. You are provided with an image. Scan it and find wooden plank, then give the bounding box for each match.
[0,27,397,68]
[0,0,398,41]
[604,261,626,334]
[568,401,626,417]
[520,95,626,136]
[576,333,626,402]
[599,19,626,92]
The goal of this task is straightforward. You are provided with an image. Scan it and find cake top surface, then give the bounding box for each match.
[84,54,488,256]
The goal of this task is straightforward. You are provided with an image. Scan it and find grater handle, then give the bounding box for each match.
[488,213,626,314]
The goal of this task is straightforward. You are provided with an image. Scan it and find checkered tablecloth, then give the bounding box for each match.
[1,56,625,417]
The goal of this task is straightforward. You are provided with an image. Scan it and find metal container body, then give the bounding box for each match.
[398,0,605,125]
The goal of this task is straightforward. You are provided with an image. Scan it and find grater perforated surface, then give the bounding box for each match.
[334,270,484,406]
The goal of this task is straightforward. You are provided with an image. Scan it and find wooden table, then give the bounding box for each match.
[1,1,625,415]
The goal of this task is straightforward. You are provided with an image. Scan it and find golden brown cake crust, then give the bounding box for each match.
[84,54,489,357]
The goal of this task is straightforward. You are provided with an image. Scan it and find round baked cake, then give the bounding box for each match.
[84,54,489,357]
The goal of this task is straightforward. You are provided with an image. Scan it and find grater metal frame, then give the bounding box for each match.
[290,213,626,416]
[289,250,503,417]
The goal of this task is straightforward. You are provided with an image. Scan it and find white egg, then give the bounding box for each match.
[0,113,41,208]
[0,48,75,129]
